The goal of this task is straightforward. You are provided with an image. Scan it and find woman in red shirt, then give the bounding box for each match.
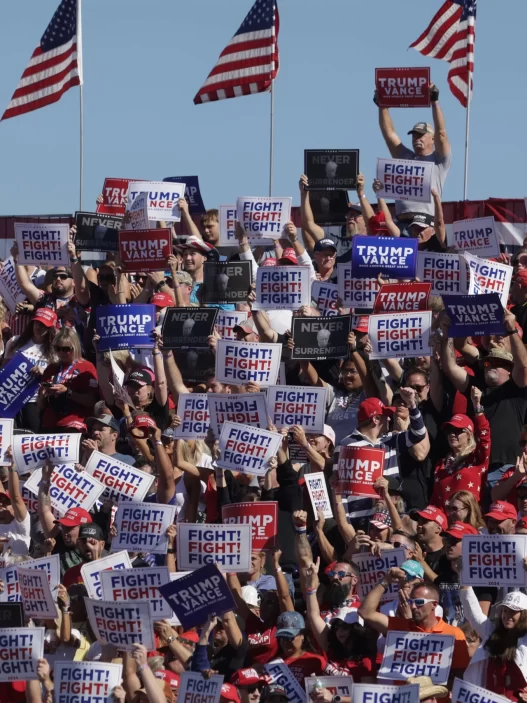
[430,387,490,511]
[38,327,99,430]
[274,611,327,685]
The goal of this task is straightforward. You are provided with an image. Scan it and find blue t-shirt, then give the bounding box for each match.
[191,282,235,311]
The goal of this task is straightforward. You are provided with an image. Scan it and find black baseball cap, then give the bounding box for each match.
[79,524,105,541]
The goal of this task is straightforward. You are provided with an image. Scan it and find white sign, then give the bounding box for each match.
[451,678,510,703]
[464,252,513,308]
[123,192,151,231]
[25,553,60,593]
[378,631,454,684]
[54,661,124,703]
[174,394,210,440]
[264,659,306,703]
[461,534,527,588]
[23,464,106,515]
[451,217,500,258]
[304,676,353,699]
[266,385,326,433]
[219,205,237,247]
[81,551,133,600]
[237,196,292,243]
[305,472,333,519]
[353,549,407,603]
[417,251,465,296]
[13,433,81,472]
[253,266,311,311]
[15,222,70,266]
[0,420,13,466]
[376,158,433,203]
[86,598,154,651]
[0,567,20,602]
[337,265,379,309]
[217,421,282,476]
[368,311,432,360]
[215,339,282,386]
[112,502,176,555]
[101,567,173,620]
[126,181,186,222]
[177,523,252,572]
[0,257,25,313]
[207,392,268,439]
[178,672,224,703]
[215,310,248,340]
[353,683,419,703]
[312,280,339,316]
[17,565,58,619]
[0,627,45,682]
[84,450,154,503]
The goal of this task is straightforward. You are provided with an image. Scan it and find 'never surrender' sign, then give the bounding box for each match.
[444,294,504,337]
[352,236,418,279]
[291,315,351,361]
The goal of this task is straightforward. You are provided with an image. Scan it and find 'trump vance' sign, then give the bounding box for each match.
[96,304,156,351]
[375,67,430,108]
[126,181,186,222]
[352,236,418,279]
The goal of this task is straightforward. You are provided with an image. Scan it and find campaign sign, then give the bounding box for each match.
[0,627,44,681]
[337,445,385,497]
[310,190,350,227]
[378,631,454,684]
[451,217,500,258]
[215,311,248,340]
[464,253,513,308]
[337,265,380,309]
[353,683,419,703]
[96,304,156,351]
[174,394,210,440]
[86,599,154,651]
[178,672,224,703]
[0,257,25,313]
[219,205,237,247]
[13,433,81,472]
[84,450,155,503]
[291,314,351,361]
[305,676,353,700]
[461,534,527,588]
[17,566,58,619]
[373,282,431,313]
[266,385,327,432]
[305,472,333,519]
[368,311,432,360]
[81,551,133,600]
[0,568,20,602]
[126,180,186,222]
[444,294,504,337]
[97,177,141,216]
[264,659,306,703]
[215,340,282,386]
[25,553,60,593]
[451,678,510,703]
[174,349,215,384]
[254,266,311,311]
[55,661,123,703]
[221,502,278,551]
[304,149,359,190]
[376,158,433,204]
[112,502,176,555]
[208,392,268,438]
[312,280,339,316]
[237,196,292,241]
[164,175,206,214]
[202,261,252,305]
[0,604,24,627]
[119,229,172,272]
[15,222,70,266]
[417,252,464,296]
[123,192,151,231]
[375,67,431,108]
[101,567,172,620]
[352,237,418,279]
[162,307,217,350]
[353,549,407,603]
[23,464,105,516]
[177,523,252,572]
[158,563,235,628]
[74,211,122,253]
[0,420,13,466]
[217,422,282,476]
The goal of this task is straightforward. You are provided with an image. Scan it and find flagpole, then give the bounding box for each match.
[77,0,84,210]
[269,80,275,197]
[463,71,472,201]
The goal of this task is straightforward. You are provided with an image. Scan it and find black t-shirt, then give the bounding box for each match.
[397,443,432,511]
[210,639,249,679]
[512,303,527,340]
[425,546,449,575]
[419,235,445,253]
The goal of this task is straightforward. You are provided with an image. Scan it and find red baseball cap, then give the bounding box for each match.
[517,517,527,530]
[278,248,298,265]
[221,684,241,703]
[231,669,267,687]
[353,315,369,334]
[261,257,277,267]
[485,501,518,522]
[151,292,173,308]
[358,398,395,424]
[515,269,527,288]
[180,631,200,644]
[442,521,479,539]
[411,505,447,530]
[154,670,180,690]
[369,212,389,235]
[134,414,156,430]
[55,507,92,527]
[442,414,474,433]
[32,308,58,328]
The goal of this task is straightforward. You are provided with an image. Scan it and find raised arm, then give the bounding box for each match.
[12,243,41,305]
[356,174,375,224]
[177,198,201,238]
[162,348,189,400]
[358,568,401,634]
[37,460,59,538]
[226,572,251,622]
[377,99,404,158]
[399,387,430,462]
[438,314,470,392]
[68,237,90,307]
[373,180,400,237]
[299,174,325,252]
[293,510,314,566]
[505,309,527,387]
[6,450,27,523]
[430,85,450,159]
[313,510,339,564]
[150,425,176,504]
[271,548,295,612]
[300,559,330,650]
[152,339,168,406]
[432,189,446,248]
[252,310,278,343]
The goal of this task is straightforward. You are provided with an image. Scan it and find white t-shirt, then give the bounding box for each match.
[0,511,31,555]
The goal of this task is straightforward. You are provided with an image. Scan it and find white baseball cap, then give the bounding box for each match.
[323,424,336,447]
[497,591,527,612]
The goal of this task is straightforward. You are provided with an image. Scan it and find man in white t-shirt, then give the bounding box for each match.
[0,460,30,556]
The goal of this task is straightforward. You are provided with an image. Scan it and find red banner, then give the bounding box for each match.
[97,178,142,216]
[337,446,384,497]
[375,67,430,108]
[119,229,172,272]
[222,501,278,551]
[373,282,431,314]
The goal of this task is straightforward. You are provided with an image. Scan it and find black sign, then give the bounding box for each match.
[163,176,205,214]
[309,190,350,226]
[202,262,252,305]
[291,314,352,360]
[0,603,24,627]
[173,348,215,383]
[304,149,359,190]
[162,307,218,349]
[74,211,123,252]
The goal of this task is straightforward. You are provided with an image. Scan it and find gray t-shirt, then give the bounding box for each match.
[395,145,452,218]
[325,386,366,446]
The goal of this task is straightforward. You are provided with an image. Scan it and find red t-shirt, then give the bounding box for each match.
[325,657,374,681]
[284,652,327,685]
[245,612,279,664]
[63,562,84,590]
[41,359,99,429]
[486,658,527,701]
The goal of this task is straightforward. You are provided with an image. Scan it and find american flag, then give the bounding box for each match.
[2,0,82,121]
[193,0,279,105]
[410,0,477,108]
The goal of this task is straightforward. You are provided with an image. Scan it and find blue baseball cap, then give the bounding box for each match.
[400,560,424,580]
[275,611,305,639]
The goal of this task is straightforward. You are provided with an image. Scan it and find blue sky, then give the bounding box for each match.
[0,0,525,216]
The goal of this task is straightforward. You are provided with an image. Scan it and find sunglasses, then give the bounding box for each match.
[484,360,510,369]
[408,598,436,607]
[327,569,353,579]
[341,369,359,376]
[408,383,427,392]
[391,541,410,550]
[54,345,73,352]
[53,273,71,280]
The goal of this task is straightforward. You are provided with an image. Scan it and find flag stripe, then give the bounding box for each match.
[12,51,79,95]
[3,75,80,121]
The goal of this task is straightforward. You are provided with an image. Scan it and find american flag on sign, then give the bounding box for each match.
[2,0,82,121]
[194,0,279,105]
[410,0,476,108]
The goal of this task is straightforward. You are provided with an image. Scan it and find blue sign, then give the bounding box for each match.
[158,563,235,629]
[163,176,205,214]
[351,236,418,279]
[96,304,156,351]
[0,353,38,418]
[444,293,504,338]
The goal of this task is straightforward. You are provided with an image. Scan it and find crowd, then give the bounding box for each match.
[0,81,526,703]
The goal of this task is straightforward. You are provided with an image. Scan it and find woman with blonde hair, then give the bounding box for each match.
[446,490,485,531]
[430,386,491,510]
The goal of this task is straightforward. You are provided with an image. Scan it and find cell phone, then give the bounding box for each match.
[41,382,53,388]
